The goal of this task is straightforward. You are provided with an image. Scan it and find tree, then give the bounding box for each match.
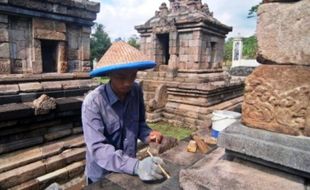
[224,35,257,61]
[224,37,233,62]
[127,35,140,49]
[90,23,111,62]
[247,4,260,18]
[243,35,258,59]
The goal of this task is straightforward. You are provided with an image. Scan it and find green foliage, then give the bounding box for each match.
[224,35,258,61]
[90,23,111,62]
[242,35,258,59]
[248,4,260,18]
[148,122,194,140]
[224,37,233,61]
[127,35,140,49]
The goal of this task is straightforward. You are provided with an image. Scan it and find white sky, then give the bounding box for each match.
[93,0,262,40]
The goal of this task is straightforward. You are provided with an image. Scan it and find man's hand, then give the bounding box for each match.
[134,157,165,181]
[148,130,163,144]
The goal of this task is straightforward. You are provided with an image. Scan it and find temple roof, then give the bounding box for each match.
[136,0,232,34]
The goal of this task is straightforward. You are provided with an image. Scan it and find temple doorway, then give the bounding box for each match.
[41,40,58,73]
[157,33,170,65]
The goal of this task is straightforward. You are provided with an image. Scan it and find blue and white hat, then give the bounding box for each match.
[90,41,156,77]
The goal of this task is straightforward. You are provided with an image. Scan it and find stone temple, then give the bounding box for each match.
[136,0,244,128]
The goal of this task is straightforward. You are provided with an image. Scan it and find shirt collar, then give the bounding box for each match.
[106,82,119,105]
[106,81,135,105]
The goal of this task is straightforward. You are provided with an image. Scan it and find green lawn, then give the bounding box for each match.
[95,77,109,84]
[148,122,195,141]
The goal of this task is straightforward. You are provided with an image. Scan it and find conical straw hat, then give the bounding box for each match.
[90,41,156,77]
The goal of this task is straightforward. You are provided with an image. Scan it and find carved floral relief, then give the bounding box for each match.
[242,65,310,136]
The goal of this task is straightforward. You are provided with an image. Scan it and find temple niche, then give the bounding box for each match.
[136,0,244,128]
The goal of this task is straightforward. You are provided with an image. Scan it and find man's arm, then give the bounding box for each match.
[82,97,138,175]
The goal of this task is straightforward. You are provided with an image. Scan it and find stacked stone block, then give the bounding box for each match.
[243,0,310,137]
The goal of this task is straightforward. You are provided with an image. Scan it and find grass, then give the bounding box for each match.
[148,122,195,141]
[95,77,109,84]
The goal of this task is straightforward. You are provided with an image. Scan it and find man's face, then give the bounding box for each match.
[109,69,138,95]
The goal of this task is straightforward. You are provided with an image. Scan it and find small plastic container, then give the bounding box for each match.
[211,110,241,138]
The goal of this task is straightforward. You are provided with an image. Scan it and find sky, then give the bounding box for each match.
[92,0,261,40]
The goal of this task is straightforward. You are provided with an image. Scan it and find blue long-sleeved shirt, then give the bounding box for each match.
[81,82,151,182]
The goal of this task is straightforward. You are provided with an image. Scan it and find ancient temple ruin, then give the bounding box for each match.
[0,0,100,189]
[136,0,244,128]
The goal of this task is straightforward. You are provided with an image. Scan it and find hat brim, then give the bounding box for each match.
[90,61,156,77]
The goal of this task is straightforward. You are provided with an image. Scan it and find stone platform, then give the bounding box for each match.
[179,148,306,190]
[218,122,310,178]
[85,141,211,190]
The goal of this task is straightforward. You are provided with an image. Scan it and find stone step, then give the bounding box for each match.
[0,135,84,173]
[9,161,86,190]
[0,96,83,122]
[0,146,85,189]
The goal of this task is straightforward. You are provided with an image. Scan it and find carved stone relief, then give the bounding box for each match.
[242,65,310,136]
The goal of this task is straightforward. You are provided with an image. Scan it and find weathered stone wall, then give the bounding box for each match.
[0,14,10,74]
[9,17,32,74]
[242,0,310,137]
[0,15,93,74]
[0,0,98,75]
[67,25,92,72]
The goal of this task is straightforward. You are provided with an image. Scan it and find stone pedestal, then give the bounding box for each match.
[218,122,310,178]
[179,148,306,190]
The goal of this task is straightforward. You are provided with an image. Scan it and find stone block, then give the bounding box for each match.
[66,161,85,179]
[149,136,178,155]
[19,82,43,92]
[68,49,79,60]
[0,42,10,58]
[41,81,62,91]
[82,26,91,34]
[61,80,80,90]
[0,84,19,95]
[242,65,310,136]
[0,58,10,74]
[179,148,306,190]
[34,29,66,41]
[218,122,310,177]
[68,60,80,72]
[0,15,7,23]
[54,22,66,33]
[0,29,8,42]
[0,161,45,189]
[33,94,56,115]
[257,1,310,65]
[84,2,100,12]
[0,103,33,121]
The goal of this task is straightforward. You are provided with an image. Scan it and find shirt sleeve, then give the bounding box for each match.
[82,95,138,175]
[137,85,152,143]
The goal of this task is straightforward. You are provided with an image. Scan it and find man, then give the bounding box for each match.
[82,41,164,184]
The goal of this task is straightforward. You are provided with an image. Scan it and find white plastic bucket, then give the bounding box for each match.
[211,110,241,138]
